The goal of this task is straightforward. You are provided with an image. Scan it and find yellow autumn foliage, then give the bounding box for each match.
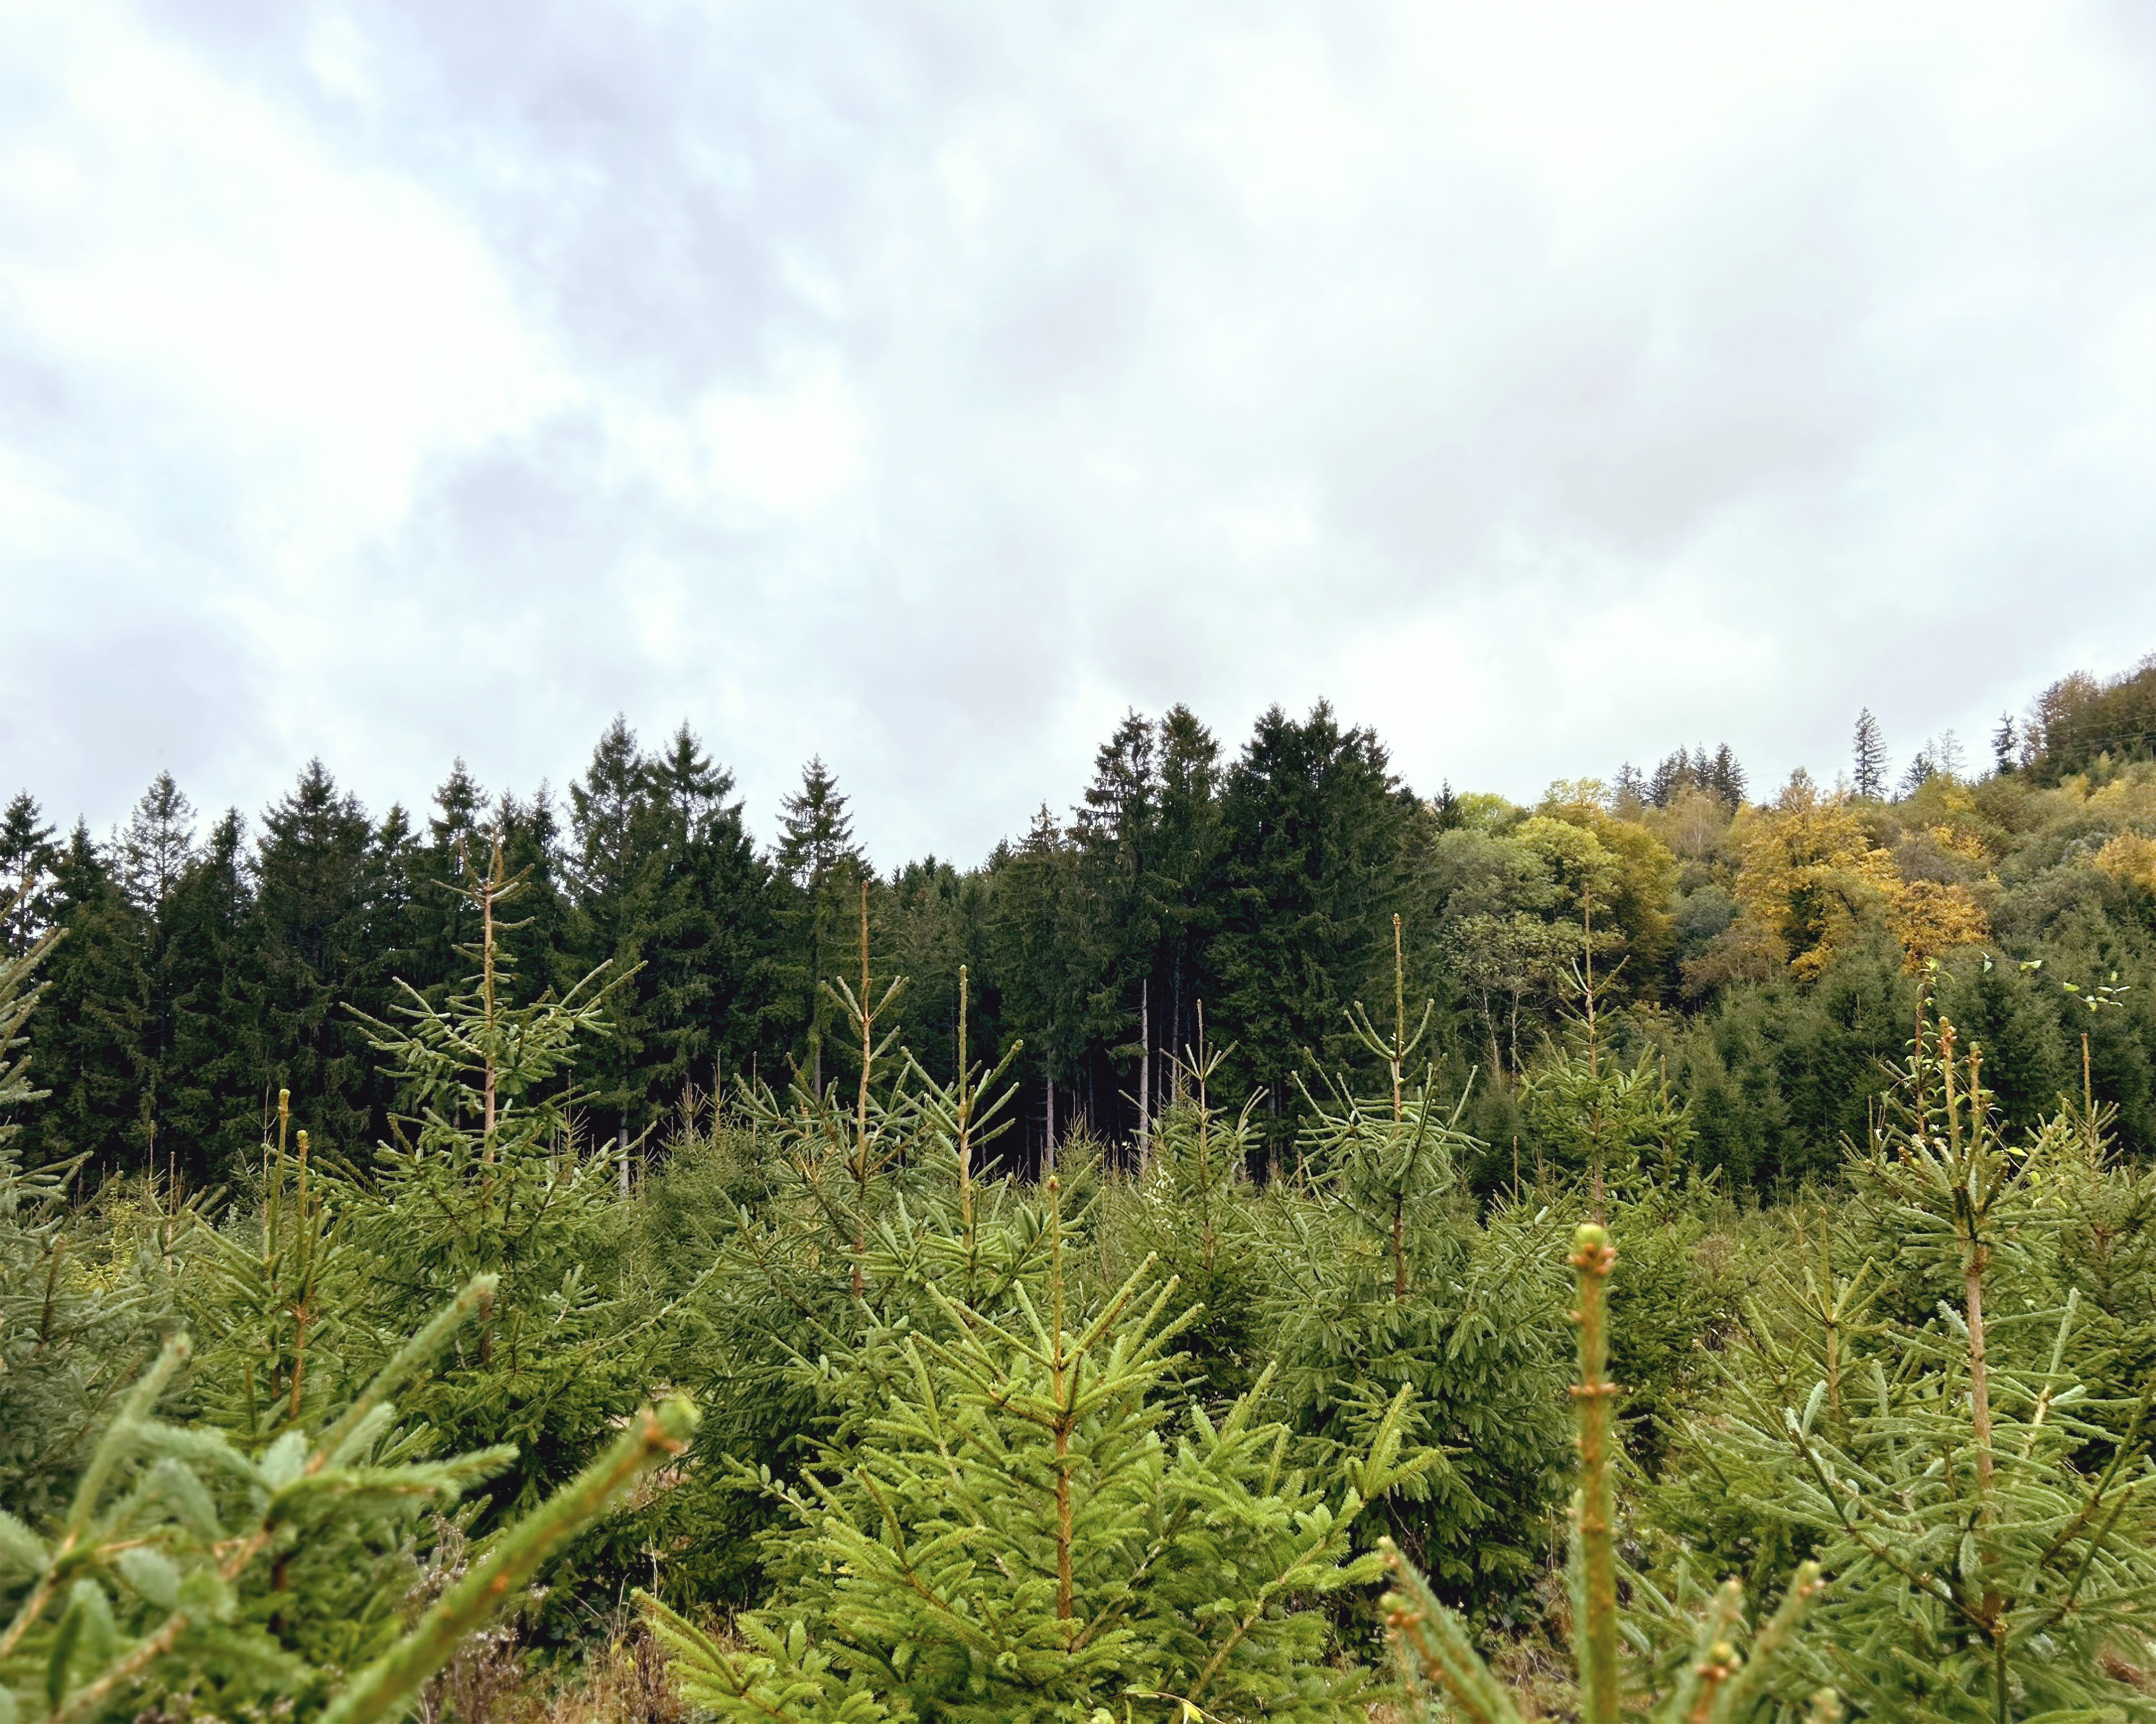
[2095,832,2156,894]
[1926,824,1994,866]
[1889,877,1992,967]
[1733,782,1988,978]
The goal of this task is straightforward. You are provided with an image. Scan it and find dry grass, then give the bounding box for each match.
[402,1512,692,1724]
[410,1616,688,1724]
[1366,1563,1585,1724]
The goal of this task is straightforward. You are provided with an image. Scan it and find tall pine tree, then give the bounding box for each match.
[773,757,861,1093]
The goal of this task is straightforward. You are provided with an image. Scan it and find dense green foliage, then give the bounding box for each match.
[1381,1223,1837,1724]
[0,1274,695,1724]
[10,656,2156,1203]
[8,652,2156,1722]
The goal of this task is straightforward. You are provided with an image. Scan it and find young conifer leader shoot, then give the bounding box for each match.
[1379,1223,1835,1724]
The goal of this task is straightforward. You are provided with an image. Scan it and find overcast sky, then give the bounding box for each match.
[4,1,2154,864]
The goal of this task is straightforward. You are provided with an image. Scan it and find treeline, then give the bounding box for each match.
[7,657,2156,1191]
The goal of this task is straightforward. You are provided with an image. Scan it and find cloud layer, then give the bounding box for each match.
[6,0,2155,858]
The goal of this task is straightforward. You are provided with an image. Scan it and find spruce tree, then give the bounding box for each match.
[1708,744,1748,809]
[0,1280,697,1724]
[1522,909,1693,1205]
[1270,923,1571,1597]
[109,775,203,1184]
[347,840,647,1522]
[566,717,663,1147]
[493,785,574,994]
[1153,705,1225,1097]
[0,797,58,958]
[637,725,776,1124]
[1653,997,2156,1720]
[1991,713,2018,776]
[635,909,924,1610]
[186,1088,362,1445]
[642,1170,1437,1722]
[158,810,262,1186]
[401,762,494,1005]
[23,827,148,1177]
[1075,712,1167,1134]
[1379,1225,1835,1724]
[773,756,862,1093]
[112,776,197,916]
[1210,702,1420,1156]
[0,893,148,1520]
[250,763,399,1161]
[990,806,1087,1158]
[1110,1023,1268,1399]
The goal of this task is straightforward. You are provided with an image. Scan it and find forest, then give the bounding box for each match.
[4,648,2156,1722]
[10,653,2156,1198]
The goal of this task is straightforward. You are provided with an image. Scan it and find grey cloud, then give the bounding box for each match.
[6,1,2156,857]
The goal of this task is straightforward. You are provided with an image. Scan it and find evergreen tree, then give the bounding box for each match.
[400,760,494,1005]
[642,1171,1436,1723]
[1152,705,1224,1109]
[1072,712,1170,1140]
[110,775,203,1181]
[250,763,399,1160]
[1522,927,1694,1203]
[567,720,651,921]
[634,725,776,1124]
[0,1286,697,1724]
[112,775,196,916]
[493,784,574,994]
[1209,702,1421,1153]
[990,807,1088,1156]
[1647,746,1748,811]
[1653,1001,2156,1720]
[565,719,658,1147]
[0,795,58,957]
[885,856,1000,1098]
[23,826,148,1176]
[773,756,862,1093]
[1707,744,1748,809]
[185,1088,361,1446]
[1270,932,1572,1597]
[1379,1225,1834,1724]
[158,811,262,1185]
[349,841,649,1524]
[0,892,149,1520]
[1110,1029,1269,1398]
[1852,708,1888,800]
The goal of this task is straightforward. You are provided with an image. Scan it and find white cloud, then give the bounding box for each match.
[0,0,555,563]
[701,361,864,515]
[3,0,2155,858]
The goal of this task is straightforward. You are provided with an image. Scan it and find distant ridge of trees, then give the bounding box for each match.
[2023,652,2156,782]
[5,652,2156,1195]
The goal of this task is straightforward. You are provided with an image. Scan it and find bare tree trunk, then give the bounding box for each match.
[1137,980,1151,1155]
[1045,1072,1057,1177]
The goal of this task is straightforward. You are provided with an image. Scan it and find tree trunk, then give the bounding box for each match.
[1137,980,1151,1154]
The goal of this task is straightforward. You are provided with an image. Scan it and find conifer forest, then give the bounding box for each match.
[10,651,2156,1723]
